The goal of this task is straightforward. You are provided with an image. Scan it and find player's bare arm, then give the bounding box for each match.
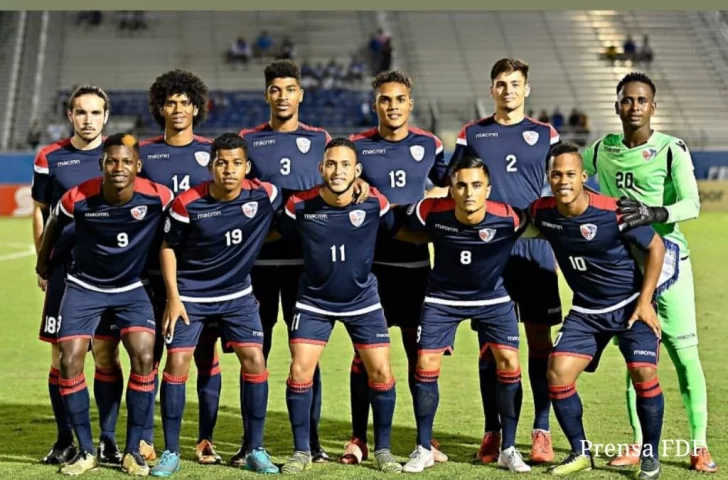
[35,207,64,280]
[159,239,189,342]
[32,200,50,290]
[628,234,666,338]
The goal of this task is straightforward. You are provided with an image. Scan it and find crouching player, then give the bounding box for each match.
[278,138,402,475]
[399,155,532,473]
[35,134,174,476]
[530,143,674,479]
[150,133,281,476]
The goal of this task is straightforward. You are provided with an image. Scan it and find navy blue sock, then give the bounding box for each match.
[401,329,419,406]
[369,379,396,451]
[478,351,501,433]
[310,365,322,449]
[349,353,370,442]
[126,372,155,454]
[497,368,523,449]
[49,367,74,446]
[195,351,221,443]
[549,384,588,455]
[60,374,95,454]
[414,369,439,449]
[529,352,551,431]
[160,372,187,454]
[286,378,313,452]
[94,364,123,441]
[141,365,158,444]
[634,377,664,459]
[243,370,269,451]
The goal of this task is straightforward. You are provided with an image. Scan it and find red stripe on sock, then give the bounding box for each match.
[162,372,188,384]
[634,377,659,390]
[287,377,313,393]
[49,367,61,377]
[548,384,576,400]
[94,365,122,383]
[368,378,396,392]
[352,355,363,365]
[243,370,269,384]
[635,378,662,398]
[49,367,60,385]
[414,369,440,382]
[638,387,662,398]
[497,368,522,384]
[129,372,156,392]
[59,374,87,396]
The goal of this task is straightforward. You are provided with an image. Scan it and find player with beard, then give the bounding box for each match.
[138,69,223,465]
[32,85,125,467]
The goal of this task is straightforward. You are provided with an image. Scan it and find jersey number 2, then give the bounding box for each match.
[506,154,518,172]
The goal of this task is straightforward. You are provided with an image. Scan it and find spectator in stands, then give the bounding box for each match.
[344,55,365,84]
[132,114,145,137]
[277,36,296,60]
[551,107,564,130]
[604,43,618,65]
[118,11,147,32]
[227,37,251,67]
[568,108,581,129]
[46,121,66,143]
[76,11,102,27]
[254,30,274,58]
[640,34,654,66]
[27,120,42,150]
[301,62,319,90]
[378,38,393,73]
[573,113,591,147]
[623,34,637,62]
[538,109,550,124]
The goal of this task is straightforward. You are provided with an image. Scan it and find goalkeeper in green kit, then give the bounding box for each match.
[583,72,717,473]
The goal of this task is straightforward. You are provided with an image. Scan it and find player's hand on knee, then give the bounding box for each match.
[628,300,661,339]
[163,298,189,344]
[617,196,668,227]
[36,274,47,292]
[352,178,370,204]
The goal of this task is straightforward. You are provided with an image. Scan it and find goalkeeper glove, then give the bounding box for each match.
[618,196,668,228]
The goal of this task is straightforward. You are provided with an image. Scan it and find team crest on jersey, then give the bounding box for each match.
[410,145,425,161]
[164,217,171,233]
[642,148,657,161]
[522,131,539,146]
[349,209,366,227]
[195,151,210,167]
[580,223,598,241]
[296,137,311,154]
[479,228,496,242]
[131,206,147,220]
[242,201,258,218]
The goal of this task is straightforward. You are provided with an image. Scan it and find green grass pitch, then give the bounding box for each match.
[0,214,726,478]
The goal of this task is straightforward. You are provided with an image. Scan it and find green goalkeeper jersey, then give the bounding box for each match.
[583,130,701,256]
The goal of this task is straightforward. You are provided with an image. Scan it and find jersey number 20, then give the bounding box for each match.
[616,171,634,189]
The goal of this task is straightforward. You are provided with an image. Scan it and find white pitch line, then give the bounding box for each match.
[0,246,35,261]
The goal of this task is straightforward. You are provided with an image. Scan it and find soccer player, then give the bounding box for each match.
[150,133,280,476]
[400,155,532,473]
[278,138,401,475]
[583,72,717,472]
[344,69,448,465]
[530,143,668,478]
[31,85,125,466]
[138,69,222,465]
[450,58,561,464]
[237,59,335,464]
[35,134,174,476]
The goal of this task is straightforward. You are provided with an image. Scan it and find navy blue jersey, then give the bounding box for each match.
[282,186,392,315]
[165,179,280,302]
[350,127,445,267]
[451,116,560,209]
[138,135,213,194]
[57,177,173,292]
[411,198,524,304]
[240,122,332,264]
[31,138,105,259]
[530,193,657,312]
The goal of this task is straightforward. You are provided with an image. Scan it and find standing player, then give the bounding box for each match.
[150,133,280,476]
[278,138,402,475]
[138,69,223,465]
[450,58,561,464]
[583,72,717,472]
[31,85,125,466]
[35,134,174,476]
[344,70,448,465]
[237,59,333,463]
[400,156,532,473]
[531,144,668,478]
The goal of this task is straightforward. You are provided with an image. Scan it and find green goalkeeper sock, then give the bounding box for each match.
[665,343,708,447]
[624,370,643,445]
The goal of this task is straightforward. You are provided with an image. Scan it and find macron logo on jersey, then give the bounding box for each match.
[147,154,170,160]
[253,139,275,147]
[57,159,81,167]
[305,213,328,220]
[435,223,458,233]
[85,212,110,218]
[197,211,222,219]
[362,148,387,155]
[540,221,563,231]
[476,132,498,139]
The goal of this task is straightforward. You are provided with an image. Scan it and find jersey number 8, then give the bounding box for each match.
[460,250,472,265]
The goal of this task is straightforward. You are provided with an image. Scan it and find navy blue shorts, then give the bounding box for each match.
[552,301,660,373]
[39,264,118,343]
[167,293,264,352]
[289,305,390,349]
[502,237,562,326]
[57,282,156,342]
[419,300,520,355]
[372,264,429,330]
